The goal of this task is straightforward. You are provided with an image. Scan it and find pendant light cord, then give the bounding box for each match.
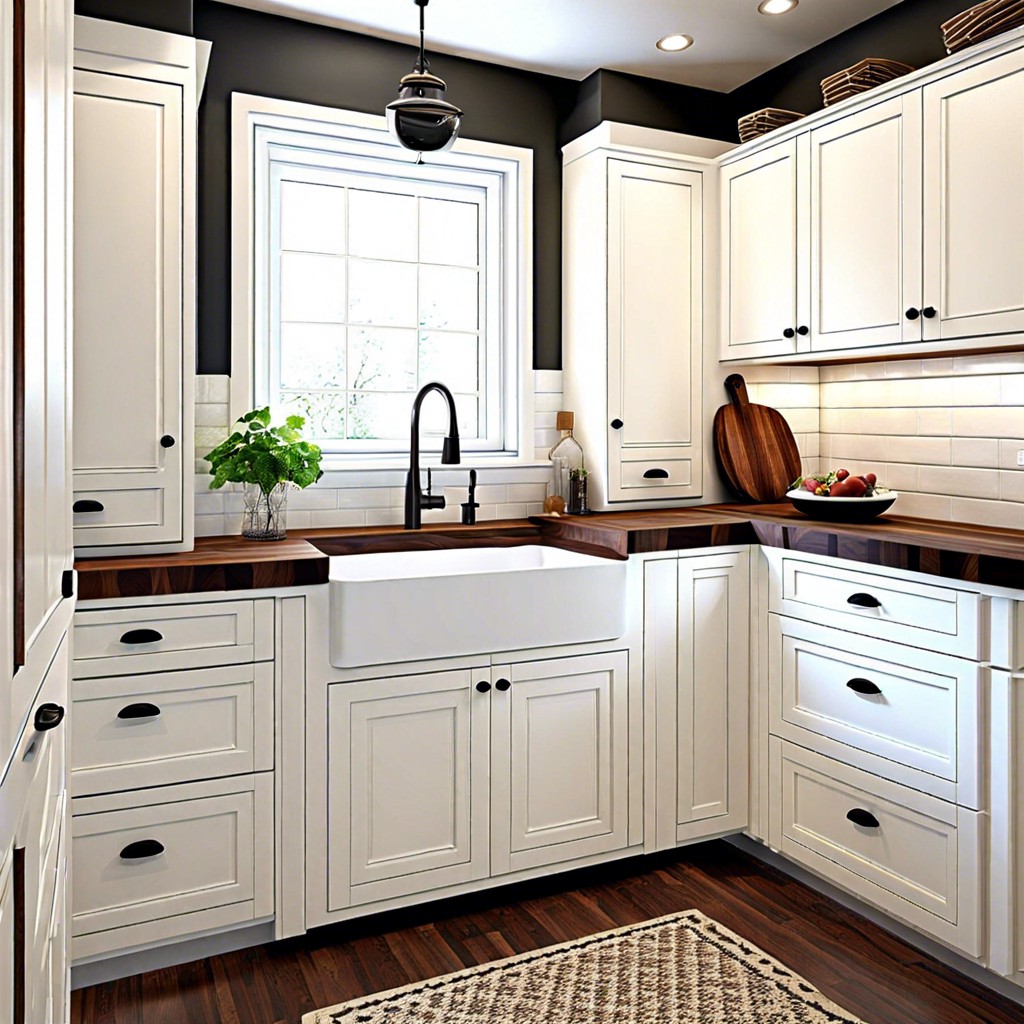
[417,0,429,72]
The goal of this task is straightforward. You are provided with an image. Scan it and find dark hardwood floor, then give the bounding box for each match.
[71,841,1024,1024]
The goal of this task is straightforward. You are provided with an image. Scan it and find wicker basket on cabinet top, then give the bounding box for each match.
[942,0,1024,53]
[737,107,805,143]
[820,58,915,106]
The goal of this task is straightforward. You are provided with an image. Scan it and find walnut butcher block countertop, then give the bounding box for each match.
[74,504,1024,599]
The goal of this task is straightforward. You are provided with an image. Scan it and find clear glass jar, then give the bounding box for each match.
[547,411,584,512]
[241,482,289,540]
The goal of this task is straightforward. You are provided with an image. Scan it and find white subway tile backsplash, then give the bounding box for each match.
[951,438,1000,468]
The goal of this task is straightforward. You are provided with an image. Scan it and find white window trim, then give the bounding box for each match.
[230,92,535,468]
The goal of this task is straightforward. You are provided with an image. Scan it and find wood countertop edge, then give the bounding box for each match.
[73,506,1024,599]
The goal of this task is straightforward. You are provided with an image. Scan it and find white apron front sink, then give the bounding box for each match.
[328,544,627,668]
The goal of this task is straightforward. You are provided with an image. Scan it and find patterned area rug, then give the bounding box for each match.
[302,910,866,1024]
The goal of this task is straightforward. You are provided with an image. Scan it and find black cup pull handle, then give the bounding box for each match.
[846,593,881,609]
[119,628,163,645]
[117,702,162,720]
[495,678,511,692]
[73,499,104,513]
[34,703,65,732]
[476,680,491,693]
[610,419,623,430]
[643,468,670,480]
[847,678,883,696]
[846,808,880,829]
[119,839,165,860]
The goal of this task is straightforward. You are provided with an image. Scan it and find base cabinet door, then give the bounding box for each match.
[327,671,491,910]
[491,651,630,874]
[647,551,750,850]
[923,47,1024,342]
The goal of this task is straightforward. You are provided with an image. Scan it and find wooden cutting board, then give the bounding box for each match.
[713,374,803,503]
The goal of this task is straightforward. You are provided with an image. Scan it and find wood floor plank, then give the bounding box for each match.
[70,842,1024,1024]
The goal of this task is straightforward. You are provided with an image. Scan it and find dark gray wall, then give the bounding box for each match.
[75,0,192,35]
[733,0,971,119]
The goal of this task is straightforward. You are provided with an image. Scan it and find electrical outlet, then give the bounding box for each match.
[1017,448,1024,467]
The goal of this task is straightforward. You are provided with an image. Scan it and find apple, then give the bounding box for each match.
[835,468,850,481]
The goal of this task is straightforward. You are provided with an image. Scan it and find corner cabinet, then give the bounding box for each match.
[644,549,750,850]
[721,35,1024,363]
[563,125,725,509]
[71,17,204,555]
[318,649,632,922]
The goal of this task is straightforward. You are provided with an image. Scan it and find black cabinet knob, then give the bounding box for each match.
[119,628,164,645]
[495,678,511,692]
[922,306,937,319]
[119,839,165,860]
[33,703,65,732]
[783,327,796,339]
[846,808,880,829]
[73,499,104,513]
[117,702,162,720]
[905,307,920,321]
[797,325,809,336]
[610,419,623,430]
[476,680,491,693]
[846,593,881,609]
[846,678,883,696]
[160,435,176,448]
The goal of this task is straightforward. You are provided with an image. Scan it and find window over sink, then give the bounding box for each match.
[231,94,533,460]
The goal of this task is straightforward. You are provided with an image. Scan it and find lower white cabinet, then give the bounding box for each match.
[645,550,750,849]
[323,650,631,916]
[0,851,13,1021]
[71,774,274,960]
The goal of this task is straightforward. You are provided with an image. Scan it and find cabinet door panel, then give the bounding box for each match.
[328,671,489,909]
[493,652,629,874]
[73,70,183,546]
[607,160,702,502]
[811,95,922,351]
[924,48,1024,340]
[721,140,805,359]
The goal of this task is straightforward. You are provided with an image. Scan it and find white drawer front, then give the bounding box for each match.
[769,553,979,658]
[72,486,166,540]
[71,776,272,939]
[770,617,981,807]
[73,599,273,677]
[770,739,983,957]
[71,663,274,796]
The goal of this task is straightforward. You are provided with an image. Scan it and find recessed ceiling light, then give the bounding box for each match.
[656,33,694,52]
[758,0,799,14]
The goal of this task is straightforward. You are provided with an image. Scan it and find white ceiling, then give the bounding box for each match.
[214,0,906,92]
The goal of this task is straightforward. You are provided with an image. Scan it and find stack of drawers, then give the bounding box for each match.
[764,550,986,958]
[69,598,276,961]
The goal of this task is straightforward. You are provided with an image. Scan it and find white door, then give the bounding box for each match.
[491,652,630,874]
[327,670,490,909]
[810,94,923,351]
[72,69,184,547]
[607,160,703,502]
[646,552,749,850]
[720,138,808,360]
[923,47,1024,342]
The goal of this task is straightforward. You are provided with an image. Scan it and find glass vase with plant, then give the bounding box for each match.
[204,407,324,540]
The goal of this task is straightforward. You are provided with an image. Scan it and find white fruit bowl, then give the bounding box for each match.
[786,489,898,522]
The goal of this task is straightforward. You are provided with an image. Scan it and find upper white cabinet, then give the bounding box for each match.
[721,35,1024,363]
[71,17,202,555]
[923,47,1024,342]
[721,138,806,360]
[563,125,729,508]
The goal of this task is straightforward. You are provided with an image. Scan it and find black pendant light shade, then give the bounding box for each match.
[387,0,463,154]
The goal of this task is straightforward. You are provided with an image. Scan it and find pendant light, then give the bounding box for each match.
[386,0,463,154]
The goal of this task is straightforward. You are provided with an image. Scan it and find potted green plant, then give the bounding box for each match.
[204,407,324,540]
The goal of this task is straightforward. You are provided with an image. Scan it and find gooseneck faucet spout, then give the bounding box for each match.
[404,382,461,529]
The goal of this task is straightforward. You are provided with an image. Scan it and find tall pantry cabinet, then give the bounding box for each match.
[71,17,204,555]
[562,123,731,510]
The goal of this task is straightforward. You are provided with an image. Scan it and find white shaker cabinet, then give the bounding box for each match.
[923,46,1024,342]
[71,17,202,554]
[563,124,725,508]
[645,550,750,850]
[720,138,807,360]
[809,94,922,352]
